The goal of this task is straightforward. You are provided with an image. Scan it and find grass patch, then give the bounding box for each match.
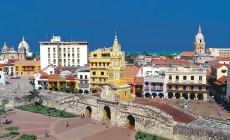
[135,131,169,140]
[16,104,78,118]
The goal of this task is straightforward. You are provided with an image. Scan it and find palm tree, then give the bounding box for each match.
[25,89,41,105]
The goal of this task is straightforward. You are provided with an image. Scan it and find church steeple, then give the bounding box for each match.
[113,35,120,53]
[198,24,202,33]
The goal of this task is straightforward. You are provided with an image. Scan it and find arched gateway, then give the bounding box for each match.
[104,106,111,120]
[126,115,135,129]
[85,106,92,117]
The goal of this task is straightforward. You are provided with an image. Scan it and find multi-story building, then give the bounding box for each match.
[15,60,40,76]
[124,67,143,97]
[206,48,230,57]
[90,35,132,101]
[165,67,209,101]
[40,36,88,69]
[90,36,126,93]
[211,64,228,79]
[76,67,90,94]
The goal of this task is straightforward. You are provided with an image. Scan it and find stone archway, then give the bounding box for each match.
[175,92,181,99]
[168,92,173,99]
[84,90,89,94]
[104,106,111,120]
[145,92,150,97]
[85,106,92,117]
[182,93,188,100]
[126,115,135,129]
[158,93,164,98]
[190,93,195,100]
[152,93,157,98]
[197,93,203,100]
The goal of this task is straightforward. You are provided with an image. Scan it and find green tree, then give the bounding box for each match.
[19,134,37,140]
[25,90,41,105]
[0,126,20,140]
[60,84,66,92]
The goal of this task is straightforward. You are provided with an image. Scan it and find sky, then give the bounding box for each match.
[0,0,229,53]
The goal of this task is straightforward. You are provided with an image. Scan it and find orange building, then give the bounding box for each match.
[124,67,143,97]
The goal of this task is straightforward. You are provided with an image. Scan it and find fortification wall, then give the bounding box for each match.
[173,124,230,140]
[117,102,174,140]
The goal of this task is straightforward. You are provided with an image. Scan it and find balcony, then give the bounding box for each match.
[167,88,209,93]
[150,87,163,91]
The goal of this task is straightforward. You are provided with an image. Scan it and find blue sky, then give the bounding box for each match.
[0,0,229,53]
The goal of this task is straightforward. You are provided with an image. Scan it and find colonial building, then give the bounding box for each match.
[0,37,32,61]
[211,64,228,79]
[206,48,230,57]
[90,35,133,101]
[15,60,40,76]
[124,67,143,97]
[40,36,88,69]
[165,67,209,101]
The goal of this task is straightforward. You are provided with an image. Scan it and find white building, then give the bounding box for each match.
[0,71,6,85]
[226,68,230,102]
[206,48,230,57]
[40,36,88,69]
[76,67,90,93]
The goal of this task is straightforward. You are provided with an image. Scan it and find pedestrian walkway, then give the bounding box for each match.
[0,109,134,140]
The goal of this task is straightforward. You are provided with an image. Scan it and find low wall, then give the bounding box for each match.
[174,124,230,140]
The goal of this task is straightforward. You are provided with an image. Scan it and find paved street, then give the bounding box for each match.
[0,109,135,140]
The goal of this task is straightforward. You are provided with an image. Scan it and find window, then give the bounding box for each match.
[80,75,83,79]
[191,76,194,80]
[191,86,194,90]
[169,75,172,81]
[176,76,179,81]
[183,76,187,80]
[92,71,96,75]
[85,75,87,79]
[168,85,172,89]
[199,86,202,91]
[101,72,104,75]
[199,76,202,82]
[175,85,178,90]
[125,91,127,97]
[0,75,1,78]
[183,85,186,90]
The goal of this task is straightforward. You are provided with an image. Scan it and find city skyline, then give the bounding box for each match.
[0,0,230,52]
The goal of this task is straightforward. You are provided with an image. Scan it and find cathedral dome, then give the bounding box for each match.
[2,42,9,51]
[18,37,29,51]
[195,25,204,41]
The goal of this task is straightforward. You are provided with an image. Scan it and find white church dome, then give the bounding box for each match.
[2,42,9,50]
[18,37,30,52]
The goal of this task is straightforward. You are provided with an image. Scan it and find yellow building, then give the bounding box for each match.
[90,35,134,101]
[47,74,78,92]
[15,60,40,76]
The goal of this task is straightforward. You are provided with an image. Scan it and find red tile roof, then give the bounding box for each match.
[217,76,227,84]
[48,74,60,79]
[181,51,195,57]
[124,67,141,78]
[216,57,230,61]
[134,77,144,85]
[15,60,40,66]
[66,76,77,80]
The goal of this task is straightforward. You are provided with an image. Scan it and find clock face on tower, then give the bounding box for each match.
[109,73,113,78]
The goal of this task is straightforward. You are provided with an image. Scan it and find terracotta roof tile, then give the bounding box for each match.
[181,51,195,56]
[134,77,144,85]
[66,76,77,80]
[152,59,191,67]
[124,67,141,78]
[15,60,40,66]
[206,71,212,77]
[217,76,227,84]
[48,74,60,79]
[216,57,230,61]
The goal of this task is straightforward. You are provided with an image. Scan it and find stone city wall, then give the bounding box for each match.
[173,124,230,140]
[117,101,174,140]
